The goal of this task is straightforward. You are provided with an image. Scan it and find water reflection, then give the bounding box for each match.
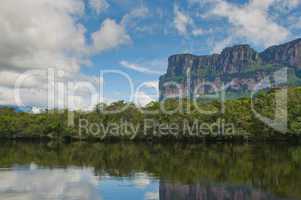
[0,142,300,200]
[0,167,100,200]
[0,167,159,200]
[159,181,294,200]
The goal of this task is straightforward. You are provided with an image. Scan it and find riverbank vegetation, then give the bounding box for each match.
[0,87,300,142]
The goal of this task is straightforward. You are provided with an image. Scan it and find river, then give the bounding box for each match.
[0,142,300,200]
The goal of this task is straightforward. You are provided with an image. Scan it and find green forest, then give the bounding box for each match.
[0,87,301,142]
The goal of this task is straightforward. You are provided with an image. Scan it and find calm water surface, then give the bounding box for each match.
[0,142,300,200]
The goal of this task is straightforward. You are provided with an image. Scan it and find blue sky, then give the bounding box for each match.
[0,0,301,109]
[80,0,301,105]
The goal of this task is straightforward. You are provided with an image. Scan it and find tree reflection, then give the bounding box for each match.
[159,181,295,200]
[0,142,300,199]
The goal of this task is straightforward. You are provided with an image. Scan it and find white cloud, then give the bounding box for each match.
[174,5,193,35]
[89,0,109,14]
[173,5,205,37]
[0,0,131,109]
[0,70,102,111]
[207,0,290,47]
[289,0,301,7]
[0,70,42,88]
[192,28,204,36]
[135,91,156,106]
[32,106,43,114]
[211,37,233,54]
[144,81,159,88]
[92,19,131,53]
[121,6,149,28]
[134,81,159,106]
[120,61,162,74]
[0,0,87,73]
[272,0,301,11]
[0,167,101,200]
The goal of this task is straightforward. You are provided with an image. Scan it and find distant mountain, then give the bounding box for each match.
[0,105,44,113]
[0,105,31,112]
[159,38,301,100]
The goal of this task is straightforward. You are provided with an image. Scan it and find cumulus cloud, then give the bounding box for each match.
[0,70,102,110]
[173,5,205,37]
[192,28,204,36]
[211,37,233,54]
[206,0,290,47]
[0,167,101,200]
[89,0,109,14]
[134,81,159,106]
[92,19,131,52]
[134,91,155,106]
[0,0,87,73]
[272,0,301,12]
[144,81,159,88]
[173,5,193,35]
[120,61,163,75]
[0,70,43,88]
[0,0,131,109]
[121,6,149,28]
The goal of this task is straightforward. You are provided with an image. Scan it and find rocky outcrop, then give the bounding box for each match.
[218,45,260,73]
[159,38,301,100]
[260,38,301,69]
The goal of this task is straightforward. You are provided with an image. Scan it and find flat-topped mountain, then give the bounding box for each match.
[159,38,301,100]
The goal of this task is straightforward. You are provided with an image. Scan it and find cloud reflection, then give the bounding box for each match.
[0,166,101,200]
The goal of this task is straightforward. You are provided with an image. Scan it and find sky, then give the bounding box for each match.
[0,0,301,110]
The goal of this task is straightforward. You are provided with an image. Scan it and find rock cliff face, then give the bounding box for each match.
[159,38,301,100]
[260,38,301,68]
